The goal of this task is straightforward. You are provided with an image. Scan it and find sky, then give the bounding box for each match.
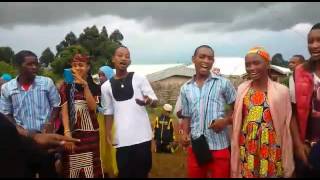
[0,2,319,64]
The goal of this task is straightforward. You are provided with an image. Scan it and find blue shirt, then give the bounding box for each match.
[0,76,61,131]
[180,74,236,150]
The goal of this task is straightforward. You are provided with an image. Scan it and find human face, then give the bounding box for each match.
[112,47,131,71]
[288,57,302,71]
[98,71,107,84]
[245,54,269,81]
[20,56,39,80]
[308,29,320,61]
[192,47,214,77]
[71,61,90,79]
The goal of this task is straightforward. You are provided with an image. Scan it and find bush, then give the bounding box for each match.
[0,61,17,77]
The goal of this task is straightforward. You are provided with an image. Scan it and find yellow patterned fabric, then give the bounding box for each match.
[97,113,118,177]
[239,88,282,178]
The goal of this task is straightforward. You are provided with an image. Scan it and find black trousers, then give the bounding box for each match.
[116,141,152,178]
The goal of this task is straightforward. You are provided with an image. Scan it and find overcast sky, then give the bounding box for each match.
[0,2,319,64]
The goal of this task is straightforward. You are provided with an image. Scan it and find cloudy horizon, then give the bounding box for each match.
[0,2,319,64]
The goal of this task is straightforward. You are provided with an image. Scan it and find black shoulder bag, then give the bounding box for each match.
[191,81,215,166]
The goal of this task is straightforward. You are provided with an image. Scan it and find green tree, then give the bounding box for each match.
[51,45,88,75]
[0,47,15,64]
[100,26,108,41]
[109,29,124,44]
[65,31,78,46]
[78,25,101,56]
[271,53,288,68]
[39,47,55,67]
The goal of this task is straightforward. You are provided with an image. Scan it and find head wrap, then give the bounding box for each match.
[246,46,270,63]
[1,73,12,82]
[72,54,90,63]
[163,104,173,112]
[99,66,114,80]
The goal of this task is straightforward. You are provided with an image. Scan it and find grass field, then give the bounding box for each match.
[147,106,188,178]
[149,147,187,178]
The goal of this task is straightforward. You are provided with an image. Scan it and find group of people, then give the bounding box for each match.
[1,22,320,178]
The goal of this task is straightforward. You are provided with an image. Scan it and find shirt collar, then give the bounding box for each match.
[12,75,38,90]
[187,73,219,85]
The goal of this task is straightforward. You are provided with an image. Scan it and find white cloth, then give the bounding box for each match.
[100,73,158,148]
[289,75,296,103]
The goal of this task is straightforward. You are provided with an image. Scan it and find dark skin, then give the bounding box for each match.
[105,47,158,146]
[288,57,304,72]
[7,56,59,135]
[291,29,320,167]
[181,47,234,147]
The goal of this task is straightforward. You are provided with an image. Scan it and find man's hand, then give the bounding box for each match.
[181,133,191,148]
[64,142,76,153]
[135,96,151,106]
[105,132,113,146]
[295,142,311,167]
[33,133,80,149]
[209,118,229,133]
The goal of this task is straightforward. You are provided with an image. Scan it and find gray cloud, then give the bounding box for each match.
[0,2,319,31]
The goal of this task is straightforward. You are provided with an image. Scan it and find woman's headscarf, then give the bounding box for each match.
[246,46,270,63]
[99,66,114,80]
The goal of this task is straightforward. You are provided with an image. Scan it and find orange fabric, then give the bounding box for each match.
[231,79,294,178]
[246,46,270,63]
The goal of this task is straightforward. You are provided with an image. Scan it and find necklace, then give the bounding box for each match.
[120,78,125,88]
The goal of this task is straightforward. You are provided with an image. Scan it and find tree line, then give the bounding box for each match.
[0,25,124,81]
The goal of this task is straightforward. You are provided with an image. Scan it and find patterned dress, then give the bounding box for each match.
[60,83,103,178]
[239,88,282,178]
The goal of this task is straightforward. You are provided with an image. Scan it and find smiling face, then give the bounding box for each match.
[112,47,131,71]
[71,61,90,79]
[192,47,214,77]
[245,54,269,81]
[308,29,320,61]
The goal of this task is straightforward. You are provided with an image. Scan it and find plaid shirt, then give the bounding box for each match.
[180,74,236,150]
[0,76,60,131]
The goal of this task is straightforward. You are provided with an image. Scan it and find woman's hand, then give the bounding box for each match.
[72,70,88,87]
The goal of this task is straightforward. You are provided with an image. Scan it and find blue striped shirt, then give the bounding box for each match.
[180,74,236,150]
[0,76,60,131]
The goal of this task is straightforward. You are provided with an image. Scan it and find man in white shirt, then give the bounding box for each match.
[288,55,305,103]
[100,46,158,178]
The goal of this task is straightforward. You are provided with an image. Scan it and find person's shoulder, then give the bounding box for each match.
[101,80,111,90]
[272,80,289,91]
[132,72,146,80]
[36,76,55,85]
[1,78,16,90]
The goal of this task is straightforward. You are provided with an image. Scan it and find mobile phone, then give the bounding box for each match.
[64,68,74,84]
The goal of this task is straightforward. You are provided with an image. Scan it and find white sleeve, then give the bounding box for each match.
[100,82,114,115]
[139,74,158,101]
[289,75,296,103]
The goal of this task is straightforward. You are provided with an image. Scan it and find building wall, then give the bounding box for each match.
[150,75,191,106]
[149,75,243,106]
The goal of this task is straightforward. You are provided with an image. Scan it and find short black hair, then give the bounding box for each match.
[193,45,214,56]
[112,45,128,56]
[14,50,37,66]
[311,23,320,31]
[292,54,305,62]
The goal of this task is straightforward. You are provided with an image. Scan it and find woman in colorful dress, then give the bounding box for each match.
[60,54,103,178]
[231,47,294,178]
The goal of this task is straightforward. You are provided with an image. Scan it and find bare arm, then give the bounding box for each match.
[105,115,114,145]
[61,103,71,137]
[83,84,97,111]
